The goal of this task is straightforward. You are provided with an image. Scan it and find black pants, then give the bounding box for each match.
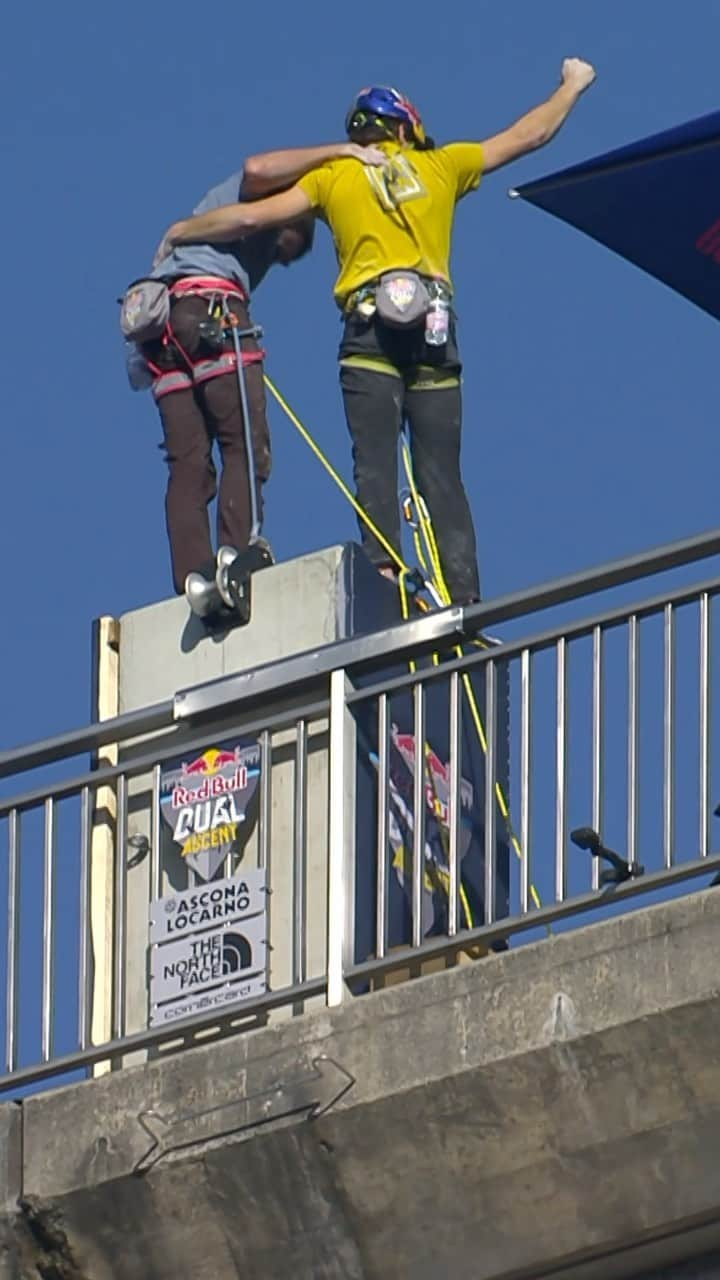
[339,311,480,602]
[148,295,270,594]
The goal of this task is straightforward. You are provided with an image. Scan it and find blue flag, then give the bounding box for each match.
[515,109,720,321]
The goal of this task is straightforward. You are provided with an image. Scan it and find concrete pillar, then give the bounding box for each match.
[112,545,402,1039]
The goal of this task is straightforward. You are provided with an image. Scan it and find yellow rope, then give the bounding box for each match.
[264,373,409,575]
[398,565,474,930]
[399,439,544,914]
[265,372,543,919]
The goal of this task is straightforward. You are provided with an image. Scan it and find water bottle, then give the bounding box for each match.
[425,294,450,347]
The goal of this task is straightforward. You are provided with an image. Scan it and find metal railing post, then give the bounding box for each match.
[520,650,532,913]
[555,638,569,903]
[5,812,20,1074]
[484,661,498,925]
[627,616,640,868]
[447,673,462,935]
[699,593,712,859]
[41,798,56,1063]
[663,604,676,869]
[327,669,356,1007]
[293,720,309,986]
[591,626,604,890]
[412,682,427,949]
[376,694,390,957]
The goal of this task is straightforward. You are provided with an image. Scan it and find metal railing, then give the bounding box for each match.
[2,527,720,1097]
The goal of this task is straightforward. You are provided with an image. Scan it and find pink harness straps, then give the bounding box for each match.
[150,275,265,400]
[168,275,247,302]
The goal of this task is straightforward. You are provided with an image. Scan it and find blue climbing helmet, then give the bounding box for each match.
[345,86,427,146]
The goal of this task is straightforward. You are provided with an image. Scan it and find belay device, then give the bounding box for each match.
[185,300,273,628]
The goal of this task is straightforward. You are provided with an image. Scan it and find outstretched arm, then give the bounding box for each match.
[153,186,312,266]
[481,58,596,174]
[241,142,385,196]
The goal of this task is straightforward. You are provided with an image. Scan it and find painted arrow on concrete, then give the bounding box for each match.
[134,1055,355,1174]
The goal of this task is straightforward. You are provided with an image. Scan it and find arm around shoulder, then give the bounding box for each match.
[241,141,389,196]
[153,186,313,266]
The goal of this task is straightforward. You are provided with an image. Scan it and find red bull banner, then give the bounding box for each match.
[376,727,477,938]
[159,739,261,881]
[354,661,511,959]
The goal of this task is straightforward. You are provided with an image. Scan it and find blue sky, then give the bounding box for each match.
[2,1,719,746]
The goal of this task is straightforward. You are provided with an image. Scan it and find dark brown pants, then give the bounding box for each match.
[153,295,271,594]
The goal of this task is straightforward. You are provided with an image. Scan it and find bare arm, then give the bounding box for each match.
[481,58,596,174]
[153,145,389,266]
[241,142,385,196]
[153,186,313,266]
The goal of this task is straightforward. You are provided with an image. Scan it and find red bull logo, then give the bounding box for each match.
[183,748,238,777]
[392,728,472,822]
[172,748,247,808]
[172,766,248,810]
[394,733,447,781]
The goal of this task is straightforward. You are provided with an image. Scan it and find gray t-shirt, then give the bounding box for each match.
[152,170,277,294]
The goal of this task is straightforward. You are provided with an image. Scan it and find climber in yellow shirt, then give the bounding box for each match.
[156,62,596,601]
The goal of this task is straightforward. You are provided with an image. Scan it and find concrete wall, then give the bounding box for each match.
[6,887,720,1279]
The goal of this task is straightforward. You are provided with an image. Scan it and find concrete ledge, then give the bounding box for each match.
[11,888,720,1279]
[0,1105,20,1280]
[0,1106,20,1214]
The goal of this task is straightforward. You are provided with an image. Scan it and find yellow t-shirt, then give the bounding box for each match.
[297,140,484,306]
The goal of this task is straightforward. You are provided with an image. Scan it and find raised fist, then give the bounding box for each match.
[562,58,597,93]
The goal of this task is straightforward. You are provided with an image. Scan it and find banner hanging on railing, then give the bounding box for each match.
[149,735,267,1027]
[149,871,268,1027]
[354,660,511,956]
[371,726,477,936]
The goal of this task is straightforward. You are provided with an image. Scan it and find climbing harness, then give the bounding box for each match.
[124,275,274,625]
[144,278,265,402]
